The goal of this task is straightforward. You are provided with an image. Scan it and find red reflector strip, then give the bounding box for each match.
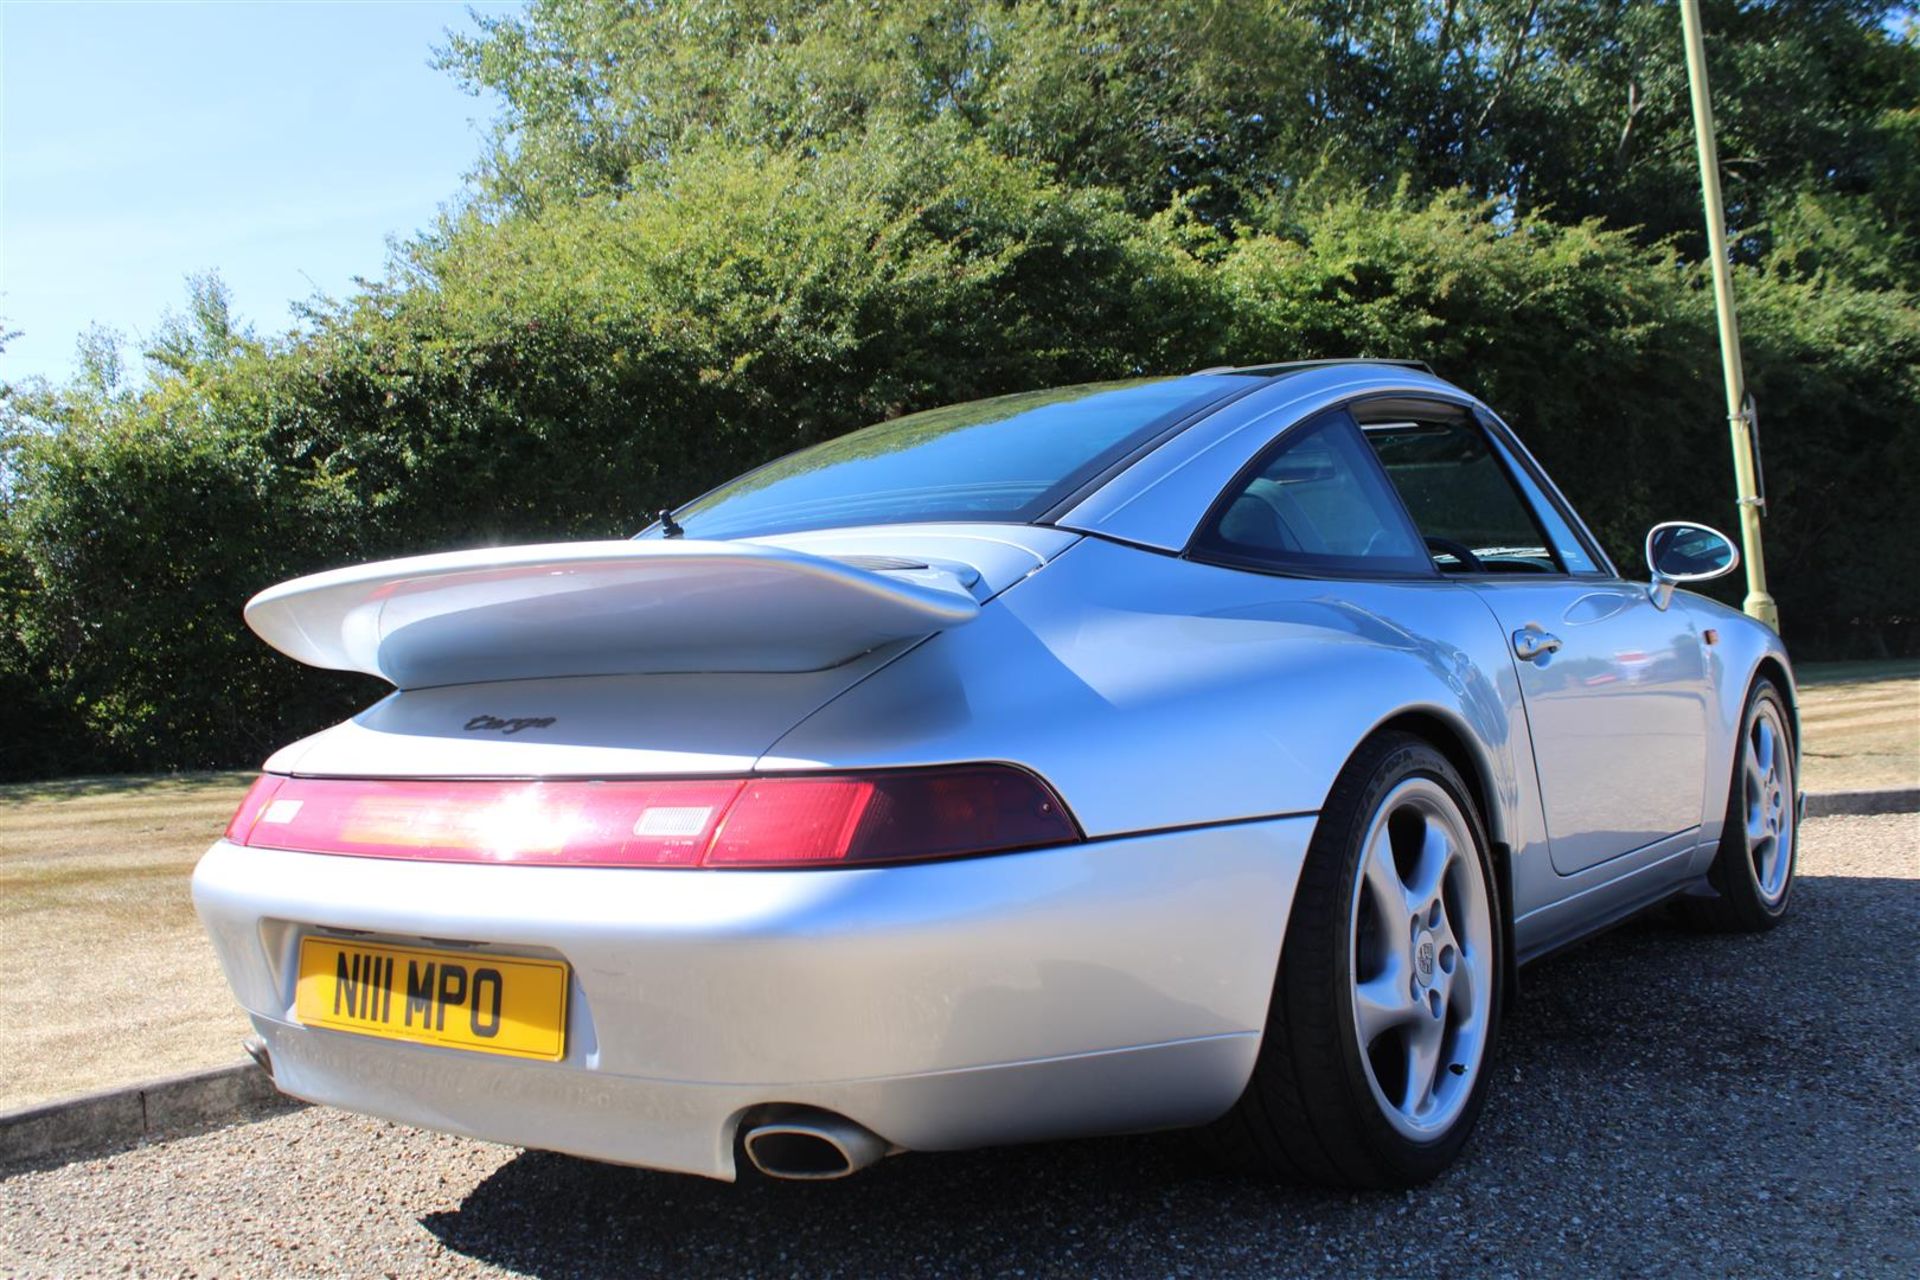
[228,768,1079,869]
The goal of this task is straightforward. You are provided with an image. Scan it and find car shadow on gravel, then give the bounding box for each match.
[422,875,1920,1278]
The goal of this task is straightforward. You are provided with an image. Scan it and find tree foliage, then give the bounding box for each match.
[3,0,1916,777]
[443,0,1920,260]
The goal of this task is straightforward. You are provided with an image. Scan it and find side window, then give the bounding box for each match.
[1361,410,1562,575]
[1194,411,1433,576]
[1486,429,1605,575]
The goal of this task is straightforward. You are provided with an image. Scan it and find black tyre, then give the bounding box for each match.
[1680,678,1798,933]
[1202,732,1503,1187]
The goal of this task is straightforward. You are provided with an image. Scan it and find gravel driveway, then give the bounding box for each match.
[4,813,1915,1279]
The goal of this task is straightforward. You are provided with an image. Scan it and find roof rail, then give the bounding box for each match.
[1194,357,1437,377]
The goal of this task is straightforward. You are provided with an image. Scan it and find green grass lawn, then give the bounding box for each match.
[1795,663,1920,793]
[0,772,255,1112]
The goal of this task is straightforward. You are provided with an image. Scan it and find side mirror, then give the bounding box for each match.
[1645,521,1739,609]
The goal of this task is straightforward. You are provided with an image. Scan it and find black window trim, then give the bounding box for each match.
[1183,407,1442,582]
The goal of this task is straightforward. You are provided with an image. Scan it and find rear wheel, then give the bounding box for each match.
[1203,733,1502,1186]
[1681,678,1797,933]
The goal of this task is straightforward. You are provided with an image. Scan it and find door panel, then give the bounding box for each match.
[1469,580,1711,874]
[1352,397,1713,878]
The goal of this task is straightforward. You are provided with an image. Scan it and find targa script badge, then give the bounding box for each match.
[464,714,558,735]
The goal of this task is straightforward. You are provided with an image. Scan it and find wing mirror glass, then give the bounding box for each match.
[1645,521,1739,608]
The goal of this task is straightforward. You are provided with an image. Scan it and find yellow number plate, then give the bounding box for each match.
[295,938,569,1061]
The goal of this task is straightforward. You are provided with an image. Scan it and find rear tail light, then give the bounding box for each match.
[224,767,1078,869]
[225,773,288,843]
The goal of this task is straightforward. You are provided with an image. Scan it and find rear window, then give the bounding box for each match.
[651,377,1255,540]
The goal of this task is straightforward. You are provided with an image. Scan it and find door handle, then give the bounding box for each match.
[1512,628,1563,661]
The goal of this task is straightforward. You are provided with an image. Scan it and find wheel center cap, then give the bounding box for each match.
[1413,931,1437,988]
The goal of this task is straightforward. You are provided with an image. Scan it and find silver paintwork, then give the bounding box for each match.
[243,537,980,686]
[746,522,1080,595]
[197,364,1797,1180]
[262,661,917,777]
[260,524,1076,778]
[194,818,1312,1179]
[1349,778,1495,1140]
[1465,578,1714,876]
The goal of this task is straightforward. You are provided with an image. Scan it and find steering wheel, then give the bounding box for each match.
[1425,536,1486,573]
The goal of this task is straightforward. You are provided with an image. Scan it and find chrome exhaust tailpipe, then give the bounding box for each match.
[742,1108,890,1180]
[242,1034,273,1079]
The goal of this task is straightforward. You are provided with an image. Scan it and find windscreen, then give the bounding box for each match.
[650,376,1255,540]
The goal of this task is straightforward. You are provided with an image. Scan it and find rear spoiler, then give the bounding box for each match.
[244,540,980,688]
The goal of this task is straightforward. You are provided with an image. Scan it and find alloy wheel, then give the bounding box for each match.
[1743,698,1795,906]
[1348,778,1496,1141]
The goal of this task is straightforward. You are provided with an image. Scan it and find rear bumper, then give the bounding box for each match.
[192,817,1313,1179]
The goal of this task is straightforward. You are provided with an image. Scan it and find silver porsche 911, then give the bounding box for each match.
[195,359,1798,1187]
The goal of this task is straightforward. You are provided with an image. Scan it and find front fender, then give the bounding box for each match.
[1676,590,1797,850]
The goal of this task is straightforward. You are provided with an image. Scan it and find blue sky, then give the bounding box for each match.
[1,0,519,385]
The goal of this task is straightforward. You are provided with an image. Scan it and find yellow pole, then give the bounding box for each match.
[1678,0,1778,629]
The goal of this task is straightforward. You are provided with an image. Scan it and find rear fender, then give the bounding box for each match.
[763,537,1545,858]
